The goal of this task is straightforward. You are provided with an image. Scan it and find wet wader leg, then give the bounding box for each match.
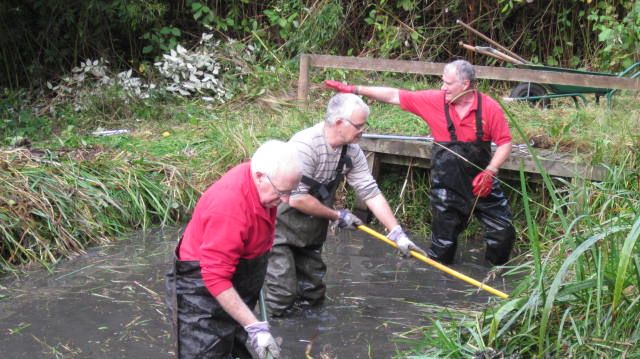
[169,262,241,358]
[165,263,180,356]
[295,244,327,306]
[428,188,468,264]
[475,182,516,265]
[265,244,297,316]
[167,257,262,359]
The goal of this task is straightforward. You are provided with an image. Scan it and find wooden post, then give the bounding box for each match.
[298,54,310,103]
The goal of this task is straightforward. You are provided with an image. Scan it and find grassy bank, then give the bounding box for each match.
[0,147,198,273]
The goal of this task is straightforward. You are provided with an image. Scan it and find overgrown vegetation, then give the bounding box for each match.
[1,1,638,88]
[1,1,639,357]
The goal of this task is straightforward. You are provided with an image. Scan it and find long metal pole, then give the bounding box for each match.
[357,225,510,299]
[362,133,434,142]
[258,288,273,359]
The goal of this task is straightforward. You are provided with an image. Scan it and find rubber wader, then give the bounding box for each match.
[427,94,515,265]
[166,237,268,358]
[265,146,352,316]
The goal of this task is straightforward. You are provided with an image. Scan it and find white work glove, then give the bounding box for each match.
[335,209,364,230]
[244,321,280,359]
[387,225,426,257]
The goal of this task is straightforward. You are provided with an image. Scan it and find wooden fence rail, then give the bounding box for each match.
[298,54,639,101]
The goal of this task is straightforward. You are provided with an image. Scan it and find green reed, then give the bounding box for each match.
[402,108,640,358]
[0,149,198,274]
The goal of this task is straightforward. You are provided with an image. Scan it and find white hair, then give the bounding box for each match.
[251,140,301,178]
[324,93,370,125]
[444,59,476,88]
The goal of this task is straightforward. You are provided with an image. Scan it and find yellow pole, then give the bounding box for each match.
[357,225,509,299]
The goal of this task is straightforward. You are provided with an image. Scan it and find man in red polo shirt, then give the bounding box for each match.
[166,140,302,359]
[325,59,516,266]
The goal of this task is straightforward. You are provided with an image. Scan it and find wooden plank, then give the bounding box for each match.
[309,54,444,76]
[358,137,606,181]
[307,55,639,91]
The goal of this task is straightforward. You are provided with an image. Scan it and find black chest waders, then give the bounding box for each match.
[165,236,268,358]
[265,146,352,316]
[427,94,516,265]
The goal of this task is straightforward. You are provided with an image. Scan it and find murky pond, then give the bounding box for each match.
[0,226,510,358]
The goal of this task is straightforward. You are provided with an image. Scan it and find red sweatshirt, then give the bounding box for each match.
[178,162,276,296]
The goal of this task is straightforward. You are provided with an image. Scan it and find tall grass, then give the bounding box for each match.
[0,148,198,274]
[402,110,640,358]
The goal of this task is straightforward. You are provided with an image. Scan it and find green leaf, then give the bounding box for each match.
[142,45,154,54]
[613,215,640,311]
[598,28,613,42]
[538,226,626,357]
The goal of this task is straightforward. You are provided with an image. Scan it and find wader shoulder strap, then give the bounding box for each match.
[443,92,484,142]
[443,101,457,142]
[300,145,351,201]
[475,93,484,141]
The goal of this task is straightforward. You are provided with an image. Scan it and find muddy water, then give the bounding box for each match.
[0,227,509,358]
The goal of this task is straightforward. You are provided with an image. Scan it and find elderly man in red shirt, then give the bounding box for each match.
[325,59,516,266]
[166,140,302,359]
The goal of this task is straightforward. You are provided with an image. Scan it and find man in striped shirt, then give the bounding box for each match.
[265,93,425,317]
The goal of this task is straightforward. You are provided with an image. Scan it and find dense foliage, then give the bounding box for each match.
[1,0,638,88]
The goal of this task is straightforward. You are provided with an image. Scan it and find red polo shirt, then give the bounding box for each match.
[178,162,277,296]
[399,90,512,145]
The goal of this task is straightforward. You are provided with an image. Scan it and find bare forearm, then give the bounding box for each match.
[364,193,399,231]
[215,287,259,327]
[487,142,512,171]
[289,194,340,221]
[356,86,401,105]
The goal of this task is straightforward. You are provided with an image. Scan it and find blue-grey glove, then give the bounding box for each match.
[336,209,363,230]
[244,321,280,359]
[387,225,426,257]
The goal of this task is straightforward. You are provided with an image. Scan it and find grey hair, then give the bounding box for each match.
[324,93,370,125]
[444,60,476,88]
[251,140,301,178]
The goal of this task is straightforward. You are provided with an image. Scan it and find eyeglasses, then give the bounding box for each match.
[265,175,293,197]
[343,118,368,131]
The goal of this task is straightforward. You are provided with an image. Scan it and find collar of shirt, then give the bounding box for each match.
[243,162,277,222]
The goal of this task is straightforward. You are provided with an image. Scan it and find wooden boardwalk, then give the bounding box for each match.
[359,134,607,181]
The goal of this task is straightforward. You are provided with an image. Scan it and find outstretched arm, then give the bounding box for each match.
[363,193,398,230]
[365,192,426,256]
[289,194,341,221]
[324,80,401,105]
